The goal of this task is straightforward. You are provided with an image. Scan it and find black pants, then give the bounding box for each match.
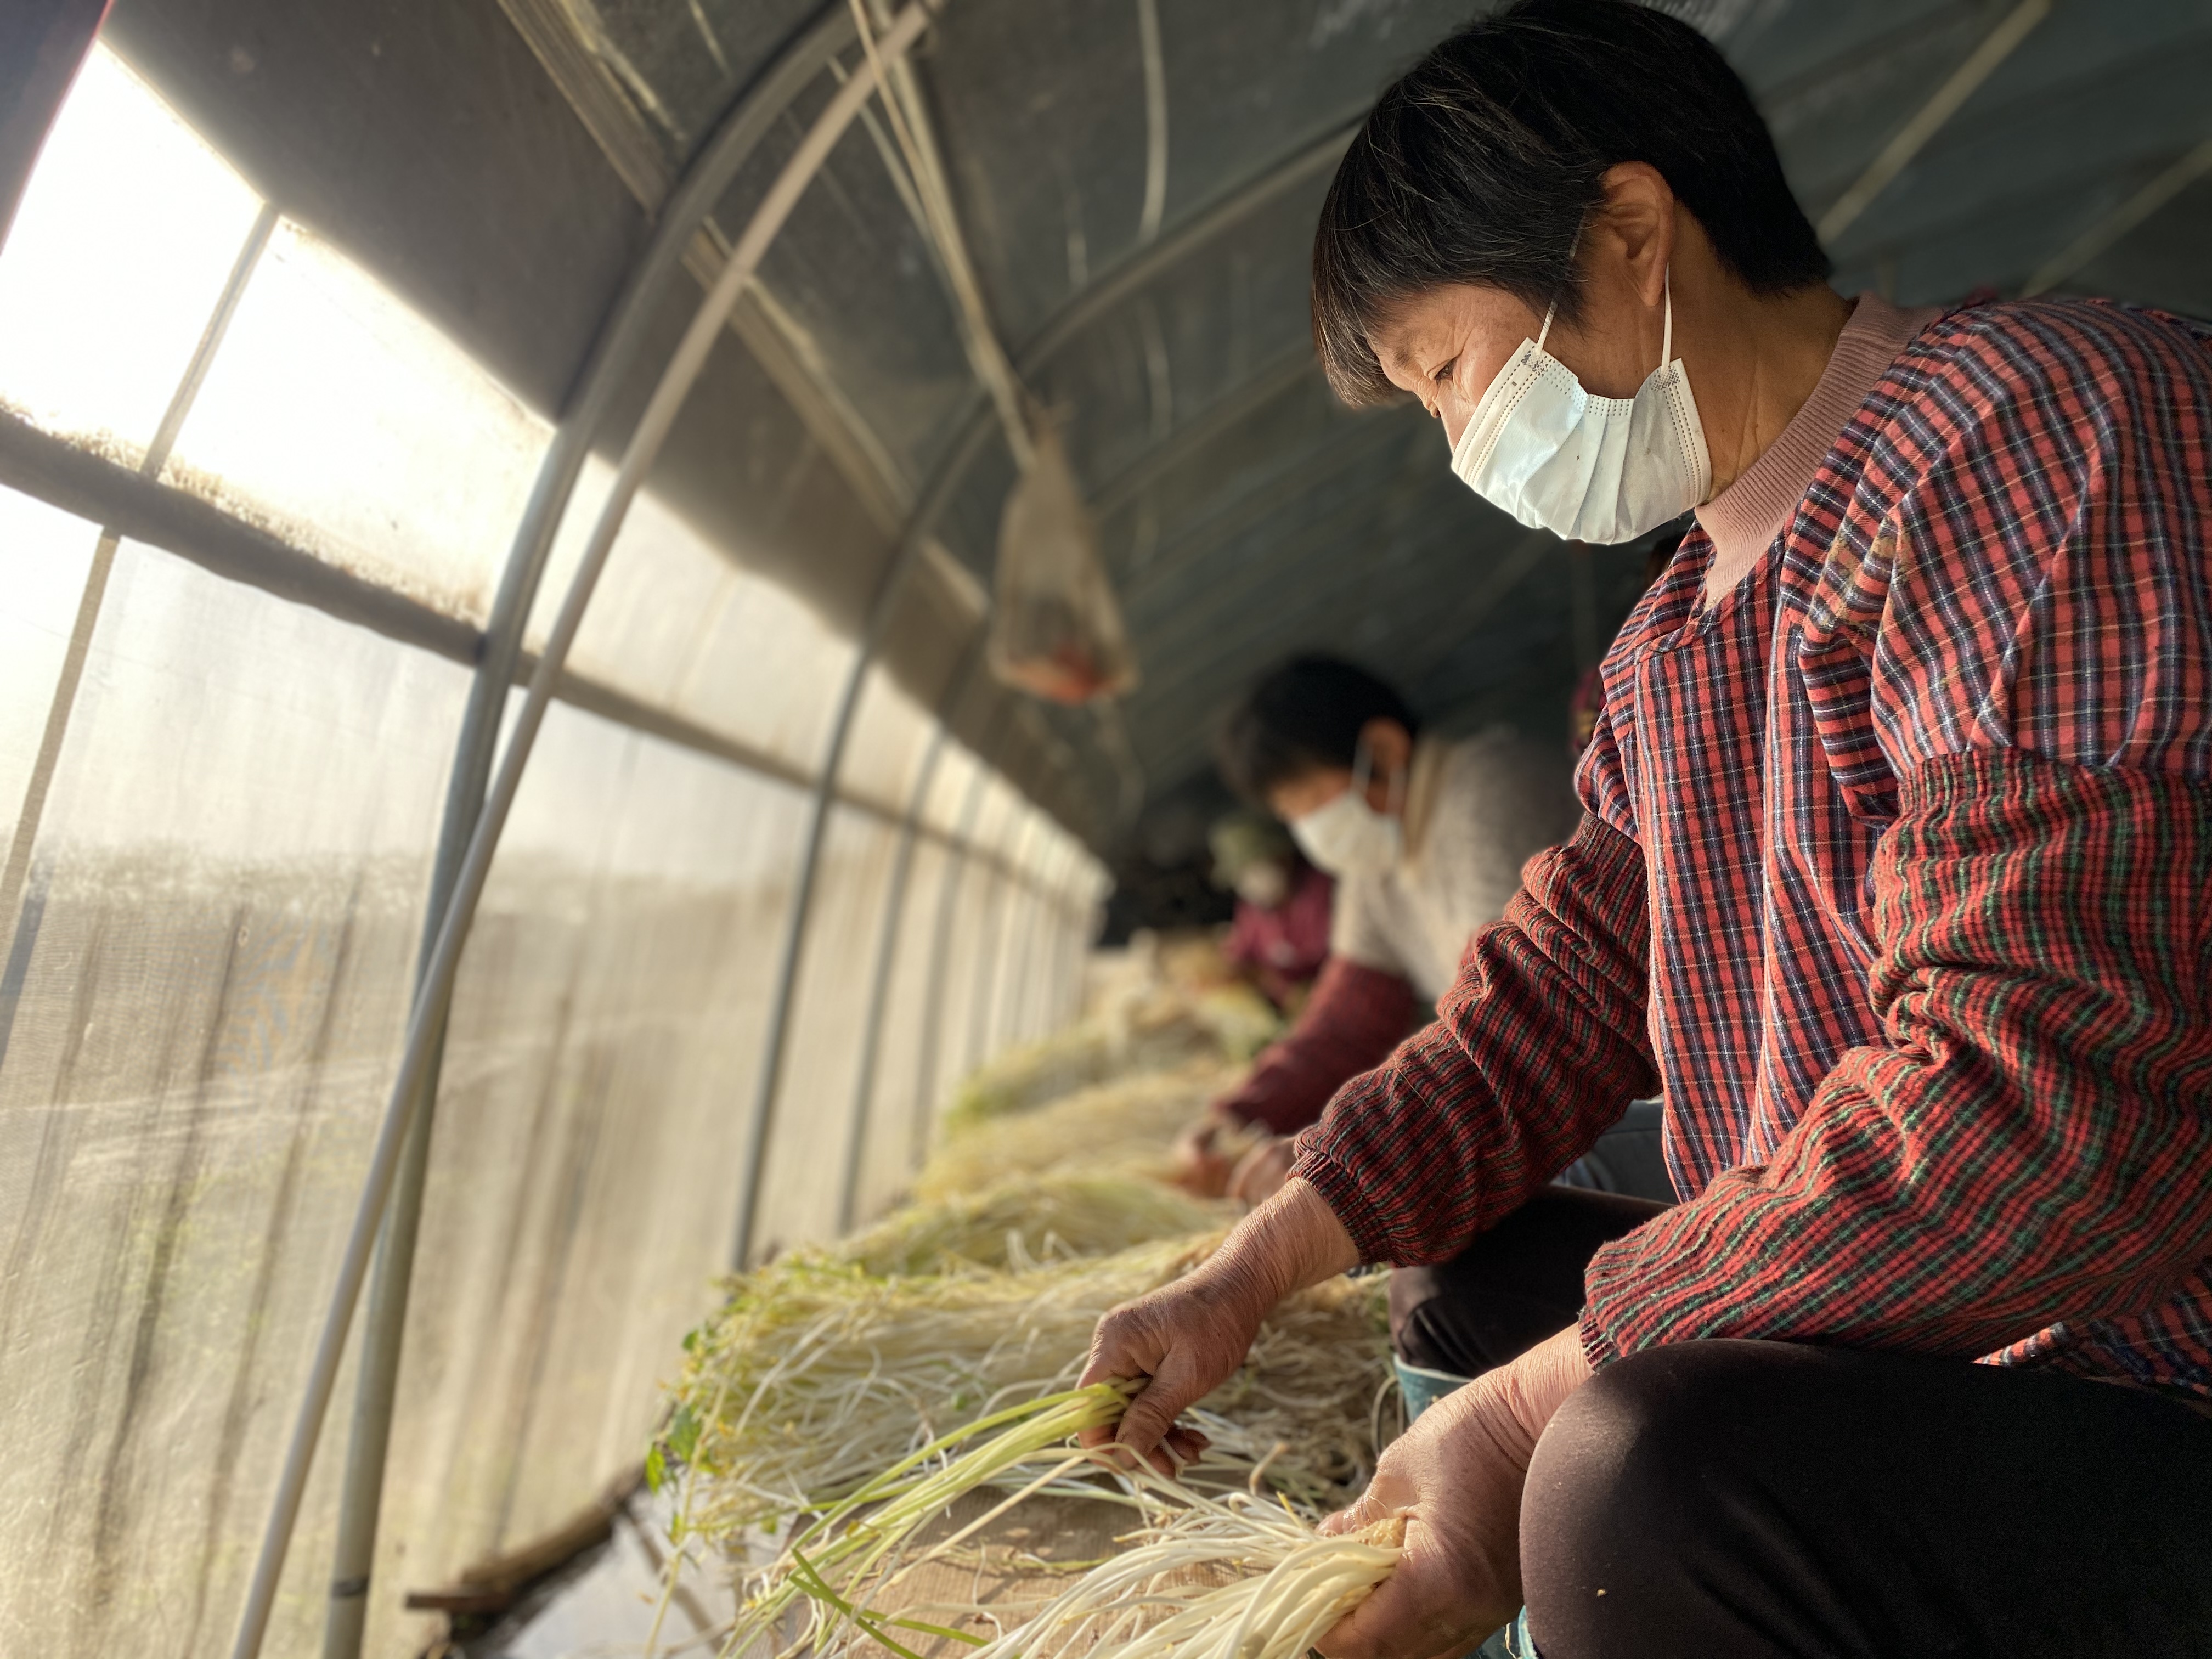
[1390,1188,2212,1658]
[1389,1186,1663,1375]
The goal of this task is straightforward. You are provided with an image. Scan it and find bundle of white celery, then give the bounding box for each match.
[655,1228,1391,1547]
[960,1492,1404,1659]
[679,1382,1404,1659]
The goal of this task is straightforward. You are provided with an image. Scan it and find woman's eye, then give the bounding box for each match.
[1431,359,1457,386]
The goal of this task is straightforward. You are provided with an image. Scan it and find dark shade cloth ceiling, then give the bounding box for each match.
[99,0,2212,851]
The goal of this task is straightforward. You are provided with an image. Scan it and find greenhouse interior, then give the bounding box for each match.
[4,1,2210,1657]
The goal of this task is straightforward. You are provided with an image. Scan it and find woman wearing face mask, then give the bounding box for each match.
[1176,656,1578,1207]
[1207,811,1334,1015]
[1085,3,2212,1656]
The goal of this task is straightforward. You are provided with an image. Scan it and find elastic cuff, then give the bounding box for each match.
[1577,1311,1622,1372]
[1288,1144,1398,1264]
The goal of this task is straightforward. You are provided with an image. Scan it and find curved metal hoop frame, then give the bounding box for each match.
[233,8,938,1656]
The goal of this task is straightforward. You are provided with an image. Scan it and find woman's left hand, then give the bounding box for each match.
[1314,1325,1594,1659]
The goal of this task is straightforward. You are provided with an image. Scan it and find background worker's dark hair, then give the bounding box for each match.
[1312,0,1831,405]
[1217,656,1421,800]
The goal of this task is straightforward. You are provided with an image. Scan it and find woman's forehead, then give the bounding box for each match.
[1370,284,1530,368]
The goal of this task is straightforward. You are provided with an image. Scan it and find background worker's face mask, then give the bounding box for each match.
[1448,273,1711,545]
[1233,861,1291,909]
[1289,738,1404,877]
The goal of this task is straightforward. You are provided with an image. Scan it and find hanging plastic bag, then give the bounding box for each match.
[988,424,1138,703]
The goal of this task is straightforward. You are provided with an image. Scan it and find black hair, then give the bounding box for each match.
[1312,0,1830,405]
[1216,656,1420,800]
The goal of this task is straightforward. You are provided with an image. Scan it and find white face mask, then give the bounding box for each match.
[1448,273,1710,545]
[1289,739,1404,877]
[1234,861,1290,909]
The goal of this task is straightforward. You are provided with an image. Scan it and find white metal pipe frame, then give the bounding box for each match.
[322,9,877,1654]
[224,8,946,1652]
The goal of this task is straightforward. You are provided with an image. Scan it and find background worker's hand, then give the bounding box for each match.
[1226,1133,1297,1207]
[1314,1325,1594,1659]
[1080,1180,1362,1471]
[1170,1114,1235,1198]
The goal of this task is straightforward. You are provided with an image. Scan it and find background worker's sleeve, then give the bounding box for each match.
[1289,812,1659,1264]
[1210,955,1414,1136]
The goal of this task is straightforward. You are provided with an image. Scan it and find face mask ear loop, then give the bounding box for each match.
[1535,302,1557,355]
[1350,734,1374,804]
[1660,267,1674,369]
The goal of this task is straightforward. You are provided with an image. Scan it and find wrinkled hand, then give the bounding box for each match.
[1075,1270,1252,1475]
[1171,1115,1234,1198]
[1315,1326,1593,1659]
[1080,1180,1360,1475]
[1226,1135,1297,1207]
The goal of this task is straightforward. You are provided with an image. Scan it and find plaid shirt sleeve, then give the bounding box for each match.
[1212,954,1414,1136]
[1289,812,1658,1263]
[1582,303,2212,1377]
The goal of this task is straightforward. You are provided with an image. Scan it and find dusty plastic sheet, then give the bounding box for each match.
[749,788,1104,1248]
[0,489,98,879]
[747,802,904,1258]
[161,216,553,623]
[913,0,1472,349]
[0,539,467,1659]
[842,832,960,1218]
[556,0,828,178]
[0,47,263,458]
[0,534,1102,1659]
[919,736,985,838]
[360,699,821,1659]
[842,659,946,811]
[0,32,1111,1659]
[83,0,2212,841]
[529,459,863,782]
[2,46,556,629]
[740,66,980,494]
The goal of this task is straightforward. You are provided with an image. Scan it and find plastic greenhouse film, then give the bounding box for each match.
[988,424,1137,703]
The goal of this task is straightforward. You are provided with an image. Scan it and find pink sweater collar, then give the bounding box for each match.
[1696,292,1939,599]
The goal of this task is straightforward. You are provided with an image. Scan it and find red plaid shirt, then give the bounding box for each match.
[1293,298,2212,1397]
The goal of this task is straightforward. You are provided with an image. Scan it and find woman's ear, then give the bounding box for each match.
[1595,161,1676,309]
[1359,717,1414,808]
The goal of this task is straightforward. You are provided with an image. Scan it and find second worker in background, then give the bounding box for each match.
[1177,655,1583,1202]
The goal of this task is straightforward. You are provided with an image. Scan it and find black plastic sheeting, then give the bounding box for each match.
[101,0,2212,854]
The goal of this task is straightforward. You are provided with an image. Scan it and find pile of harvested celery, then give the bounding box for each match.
[657,1383,1404,1659]
[656,1194,1390,1536]
[644,939,1396,1656]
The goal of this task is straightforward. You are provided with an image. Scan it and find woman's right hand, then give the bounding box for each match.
[1077,1270,1260,1473]
[1079,1178,1363,1468]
